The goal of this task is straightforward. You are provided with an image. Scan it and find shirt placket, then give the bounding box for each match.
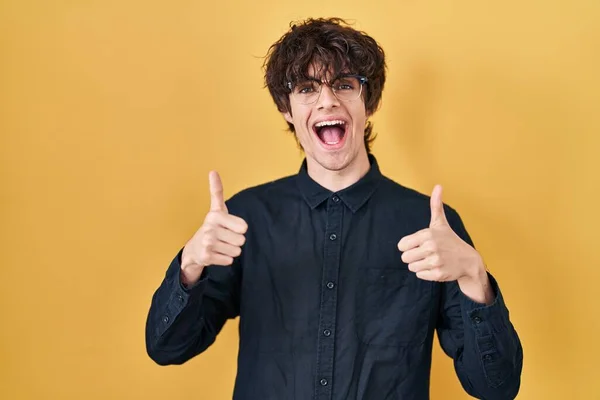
[314,194,343,400]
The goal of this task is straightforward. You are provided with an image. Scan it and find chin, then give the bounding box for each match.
[313,151,354,172]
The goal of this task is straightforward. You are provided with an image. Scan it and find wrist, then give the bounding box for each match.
[457,256,493,305]
[180,262,205,288]
[458,254,486,284]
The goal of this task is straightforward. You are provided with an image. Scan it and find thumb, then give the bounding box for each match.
[209,171,228,213]
[430,184,448,227]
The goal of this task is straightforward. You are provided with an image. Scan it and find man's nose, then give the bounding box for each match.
[316,85,340,110]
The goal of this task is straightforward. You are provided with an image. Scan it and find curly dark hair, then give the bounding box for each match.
[263,18,387,153]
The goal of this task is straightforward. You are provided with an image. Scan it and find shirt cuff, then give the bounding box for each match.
[460,273,511,336]
[176,248,210,294]
[165,249,209,317]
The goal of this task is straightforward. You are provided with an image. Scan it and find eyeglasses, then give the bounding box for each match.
[286,75,368,105]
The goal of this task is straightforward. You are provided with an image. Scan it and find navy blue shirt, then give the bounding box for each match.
[146,155,523,399]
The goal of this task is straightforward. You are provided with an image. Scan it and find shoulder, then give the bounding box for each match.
[376,174,463,223]
[378,175,430,203]
[224,174,298,211]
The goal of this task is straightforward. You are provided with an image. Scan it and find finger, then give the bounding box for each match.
[207,253,235,266]
[407,258,433,273]
[211,241,243,258]
[209,171,228,213]
[415,269,439,281]
[210,213,248,234]
[216,226,246,247]
[397,228,430,252]
[430,184,448,227]
[401,245,433,264]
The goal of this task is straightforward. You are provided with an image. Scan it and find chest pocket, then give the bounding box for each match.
[355,266,434,347]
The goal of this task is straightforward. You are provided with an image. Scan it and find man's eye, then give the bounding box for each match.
[334,77,358,91]
[334,81,355,91]
[298,86,314,94]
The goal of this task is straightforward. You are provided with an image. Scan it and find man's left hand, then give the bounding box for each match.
[397,185,484,283]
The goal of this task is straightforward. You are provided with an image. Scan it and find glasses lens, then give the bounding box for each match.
[332,77,362,101]
[292,80,321,104]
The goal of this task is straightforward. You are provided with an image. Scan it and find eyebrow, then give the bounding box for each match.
[300,73,355,83]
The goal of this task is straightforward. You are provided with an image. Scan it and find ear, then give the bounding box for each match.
[283,111,293,124]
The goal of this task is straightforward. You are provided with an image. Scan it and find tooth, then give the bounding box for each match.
[316,120,346,127]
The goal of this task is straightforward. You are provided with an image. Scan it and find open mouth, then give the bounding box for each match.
[312,119,348,147]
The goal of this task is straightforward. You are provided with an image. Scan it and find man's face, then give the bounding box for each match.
[283,65,370,174]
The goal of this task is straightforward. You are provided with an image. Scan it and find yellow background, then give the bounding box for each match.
[1,0,599,399]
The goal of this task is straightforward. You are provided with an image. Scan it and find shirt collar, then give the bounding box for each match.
[296,154,383,213]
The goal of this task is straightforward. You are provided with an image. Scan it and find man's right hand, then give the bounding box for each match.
[180,171,248,287]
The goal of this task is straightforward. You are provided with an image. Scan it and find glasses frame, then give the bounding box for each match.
[286,74,368,105]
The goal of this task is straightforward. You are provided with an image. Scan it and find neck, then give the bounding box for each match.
[306,151,371,192]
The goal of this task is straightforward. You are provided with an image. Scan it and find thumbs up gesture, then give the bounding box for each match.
[180,171,248,286]
[397,185,483,283]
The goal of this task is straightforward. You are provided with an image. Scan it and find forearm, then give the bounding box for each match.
[145,250,226,365]
[452,276,523,399]
[438,210,523,398]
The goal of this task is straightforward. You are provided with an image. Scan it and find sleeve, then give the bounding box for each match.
[436,207,524,400]
[145,247,241,365]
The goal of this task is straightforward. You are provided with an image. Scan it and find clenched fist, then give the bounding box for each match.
[180,171,248,286]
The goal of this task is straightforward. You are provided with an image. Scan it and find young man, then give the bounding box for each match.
[146,18,523,400]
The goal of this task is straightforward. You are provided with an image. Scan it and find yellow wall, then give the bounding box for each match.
[1,0,598,399]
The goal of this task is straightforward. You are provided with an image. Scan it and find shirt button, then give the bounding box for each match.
[320,378,328,386]
[329,233,337,241]
[483,354,493,362]
[326,282,335,289]
[162,315,169,323]
[332,195,340,203]
[323,329,331,337]
[472,316,482,324]
[177,295,184,302]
